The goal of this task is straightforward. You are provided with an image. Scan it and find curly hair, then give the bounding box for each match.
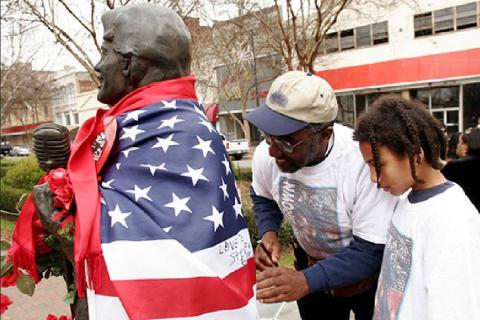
[353,94,446,186]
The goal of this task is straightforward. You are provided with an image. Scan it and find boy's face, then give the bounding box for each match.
[359,142,415,196]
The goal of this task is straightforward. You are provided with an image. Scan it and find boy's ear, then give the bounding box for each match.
[416,148,425,165]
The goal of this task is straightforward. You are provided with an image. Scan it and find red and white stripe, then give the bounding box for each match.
[87,228,258,319]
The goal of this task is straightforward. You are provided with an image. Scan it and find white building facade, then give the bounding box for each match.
[315,0,480,135]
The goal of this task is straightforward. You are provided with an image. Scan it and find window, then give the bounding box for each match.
[463,83,480,130]
[355,25,371,47]
[414,12,433,37]
[74,112,79,125]
[325,32,339,53]
[340,29,354,50]
[434,7,454,34]
[415,2,479,38]
[372,22,388,44]
[431,87,459,109]
[456,2,478,30]
[336,95,355,127]
[320,21,388,55]
[64,112,71,126]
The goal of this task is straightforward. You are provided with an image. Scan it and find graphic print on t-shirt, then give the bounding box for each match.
[374,224,413,320]
[278,177,350,259]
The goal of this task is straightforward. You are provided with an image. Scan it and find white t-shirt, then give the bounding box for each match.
[374,183,480,320]
[252,124,397,259]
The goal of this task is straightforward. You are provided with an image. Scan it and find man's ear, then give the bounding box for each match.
[121,54,131,78]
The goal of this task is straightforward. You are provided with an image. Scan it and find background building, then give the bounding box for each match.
[51,66,98,130]
[314,0,480,135]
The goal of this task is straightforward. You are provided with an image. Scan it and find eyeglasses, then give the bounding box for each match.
[262,131,317,154]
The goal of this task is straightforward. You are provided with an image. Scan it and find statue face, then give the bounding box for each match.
[94,41,130,106]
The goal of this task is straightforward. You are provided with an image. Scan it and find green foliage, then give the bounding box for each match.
[232,165,252,182]
[0,218,16,235]
[278,252,294,268]
[0,181,29,212]
[243,203,295,248]
[0,158,17,178]
[0,240,11,251]
[278,221,294,247]
[0,255,13,276]
[3,156,43,190]
[16,274,36,296]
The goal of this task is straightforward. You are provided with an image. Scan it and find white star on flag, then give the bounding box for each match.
[233,197,243,217]
[101,179,115,189]
[193,136,215,158]
[219,177,229,200]
[222,155,232,175]
[120,125,145,142]
[181,165,209,186]
[165,193,192,216]
[108,204,132,228]
[198,118,215,133]
[204,206,224,232]
[162,100,177,109]
[152,134,179,153]
[126,185,153,201]
[122,110,146,123]
[141,163,167,176]
[163,226,173,233]
[115,163,121,170]
[122,147,139,158]
[158,115,184,129]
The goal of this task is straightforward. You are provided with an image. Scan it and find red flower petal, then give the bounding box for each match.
[0,293,13,315]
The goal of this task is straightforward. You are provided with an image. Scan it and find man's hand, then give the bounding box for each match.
[256,267,310,303]
[255,231,281,271]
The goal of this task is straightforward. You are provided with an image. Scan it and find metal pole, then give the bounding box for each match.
[250,32,260,108]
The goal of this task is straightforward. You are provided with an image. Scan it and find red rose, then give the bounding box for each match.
[46,314,71,320]
[0,293,13,315]
[47,168,74,210]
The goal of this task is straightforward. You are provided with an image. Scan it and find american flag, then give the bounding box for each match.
[89,99,257,319]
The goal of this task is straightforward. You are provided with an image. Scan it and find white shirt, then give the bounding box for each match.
[252,124,397,259]
[374,182,480,320]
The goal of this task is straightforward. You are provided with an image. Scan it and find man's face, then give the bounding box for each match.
[266,127,332,173]
[95,41,130,106]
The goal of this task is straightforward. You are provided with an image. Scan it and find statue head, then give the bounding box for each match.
[95,4,192,106]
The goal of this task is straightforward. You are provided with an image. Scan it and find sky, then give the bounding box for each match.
[0,0,298,72]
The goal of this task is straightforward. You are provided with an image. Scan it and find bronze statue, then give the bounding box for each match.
[28,4,256,320]
[32,4,192,319]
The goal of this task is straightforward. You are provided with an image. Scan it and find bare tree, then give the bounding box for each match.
[4,0,203,84]
[1,6,54,140]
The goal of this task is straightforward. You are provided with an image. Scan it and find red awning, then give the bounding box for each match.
[204,103,219,123]
[316,48,480,91]
[1,122,51,135]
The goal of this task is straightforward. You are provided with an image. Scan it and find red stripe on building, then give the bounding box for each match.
[0,122,51,134]
[110,258,255,319]
[316,48,480,91]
